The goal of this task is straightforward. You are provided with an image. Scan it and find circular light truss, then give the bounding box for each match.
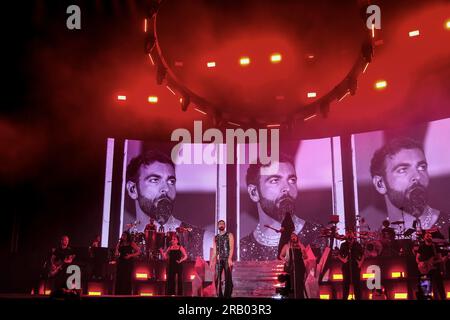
[144,0,376,129]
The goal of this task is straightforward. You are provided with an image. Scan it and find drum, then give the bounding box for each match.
[364,240,383,258]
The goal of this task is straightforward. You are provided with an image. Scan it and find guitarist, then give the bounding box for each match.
[48,235,75,292]
[416,231,446,300]
[338,230,363,300]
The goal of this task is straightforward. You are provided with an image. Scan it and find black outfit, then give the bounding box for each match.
[285,246,306,299]
[115,244,134,295]
[166,246,184,296]
[144,223,157,232]
[215,232,233,298]
[417,242,446,300]
[339,240,363,300]
[278,214,295,259]
[240,220,324,261]
[88,245,104,280]
[51,246,75,291]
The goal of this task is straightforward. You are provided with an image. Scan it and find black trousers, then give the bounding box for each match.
[342,264,362,300]
[167,264,183,296]
[215,259,233,298]
[428,269,446,300]
[115,260,133,295]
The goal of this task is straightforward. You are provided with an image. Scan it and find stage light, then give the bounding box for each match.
[144,18,148,33]
[239,57,250,66]
[307,92,317,98]
[304,114,318,122]
[394,293,408,300]
[140,292,153,296]
[446,20,450,29]
[371,23,375,38]
[207,62,216,68]
[447,292,450,298]
[363,62,369,74]
[117,95,127,101]
[307,54,315,60]
[270,53,282,63]
[347,294,355,300]
[44,290,52,295]
[135,273,149,280]
[409,30,420,37]
[227,121,241,127]
[190,275,196,280]
[88,291,102,296]
[375,80,387,90]
[320,294,330,300]
[391,272,405,278]
[338,91,350,102]
[166,86,176,95]
[148,96,158,104]
[267,124,280,128]
[180,95,190,112]
[332,274,343,280]
[362,273,375,279]
[194,108,207,116]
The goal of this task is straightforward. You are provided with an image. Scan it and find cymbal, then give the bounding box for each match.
[390,221,405,225]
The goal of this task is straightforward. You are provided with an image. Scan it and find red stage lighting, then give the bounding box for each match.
[408,30,420,37]
[270,53,282,63]
[207,62,216,68]
[148,96,158,104]
[239,57,250,66]
[117,95,127,101]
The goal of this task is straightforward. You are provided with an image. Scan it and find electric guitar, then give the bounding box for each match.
[48,254,75,277]
[418,255,447,275]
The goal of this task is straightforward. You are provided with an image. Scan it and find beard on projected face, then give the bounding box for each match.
[259,194,295,222]
[138,194,174,225]
[386,182,427,217]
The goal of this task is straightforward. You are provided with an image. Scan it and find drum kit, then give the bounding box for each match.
[125,221,192,261]
[320,216,434,258]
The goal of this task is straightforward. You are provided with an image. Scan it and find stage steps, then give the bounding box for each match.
[231,260,284,297]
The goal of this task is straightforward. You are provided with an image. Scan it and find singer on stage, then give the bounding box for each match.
[240,154,324,261]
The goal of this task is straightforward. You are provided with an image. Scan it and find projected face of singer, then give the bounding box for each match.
[248,161,298,222]
[126,161,176,224]
[373,148,429,216]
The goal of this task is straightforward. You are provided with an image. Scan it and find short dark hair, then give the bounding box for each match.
[370,138,424,178]
[246,153,296,187]
[217,220,226,225]
[126,150,175,183]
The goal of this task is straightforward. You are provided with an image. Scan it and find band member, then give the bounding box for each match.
[160,234,188,296]
[416,231,446,300]
[144,217,157,234]
[241,154,323,261]
[88,235,103,280]
[115,231,141,295]
[338,230,363,300]
[380,220,396,256]
[368,138,450,237]
[48,235,75,292]
[211,220,234,298]
[125,150,213,260]
[280,233,307,298]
